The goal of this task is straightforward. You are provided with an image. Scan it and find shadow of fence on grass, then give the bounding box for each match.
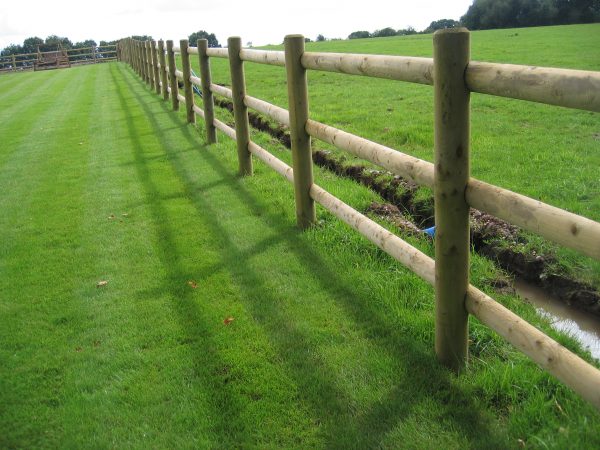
[113,62,508,448]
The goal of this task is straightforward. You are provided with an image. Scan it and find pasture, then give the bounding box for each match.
[1,24,599,448]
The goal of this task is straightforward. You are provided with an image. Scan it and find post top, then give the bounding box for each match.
[433,27,469,36]
[285,34,304,40]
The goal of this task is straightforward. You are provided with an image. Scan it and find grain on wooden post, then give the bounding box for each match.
[141,41,149,82]
[146,41,154,89]
[284,34,316,229]
[179,40,196,124]
[166,40,179,111]
[157,40,169,100]
[151,40,161,95]
[227,36,253,175]
[433,28,471,372]
[198,39,217,144]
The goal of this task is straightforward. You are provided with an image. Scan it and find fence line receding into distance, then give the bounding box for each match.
[115,32,600,410]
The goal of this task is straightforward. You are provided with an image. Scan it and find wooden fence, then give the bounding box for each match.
[117,31,600,410]
[0,45,117,72]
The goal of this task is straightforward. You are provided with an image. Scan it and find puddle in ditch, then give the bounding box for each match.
[514,279,600,360]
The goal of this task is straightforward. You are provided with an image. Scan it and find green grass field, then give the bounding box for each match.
[195,23,600,287]
[0,24,599,449]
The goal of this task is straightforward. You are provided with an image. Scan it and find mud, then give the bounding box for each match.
[212,96,600,317]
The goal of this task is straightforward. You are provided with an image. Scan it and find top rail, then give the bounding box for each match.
[301,52,434,85]
[240,49,286,67]
[466,62,600,112]
[206,47,228,58]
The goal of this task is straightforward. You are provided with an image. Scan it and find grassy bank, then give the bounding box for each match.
[0,58,598,448]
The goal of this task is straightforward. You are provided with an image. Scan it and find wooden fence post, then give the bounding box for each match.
[284,34,316,229]
[228,36,253,175]
[166,40,179,111]
[151,40,160,95]
[179,39,196,124]
[93,45,97,64]
[433,28,471,372]
[12,54,16,71]
[158,40,169,101]
[146,41,154,89]
[141,41,148,82]
[198,39,217,144]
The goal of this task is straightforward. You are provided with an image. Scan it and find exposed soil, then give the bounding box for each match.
[212,97,600,317]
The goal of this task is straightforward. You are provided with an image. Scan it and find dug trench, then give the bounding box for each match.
[211,96,600,318]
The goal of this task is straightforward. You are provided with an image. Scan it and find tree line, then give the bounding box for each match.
[345,0,599,40]
[1,35,119,58]
[0,30,220,59]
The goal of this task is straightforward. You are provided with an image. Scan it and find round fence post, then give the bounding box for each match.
[180,39,196,124]
[284,34,316,229]
[433,28,471,372]
[151,40,160,95]
[198,39,217,144]
[228,36,253,176]
[146,41,154,89]
[157,40,169,101]
[166,40,179,112]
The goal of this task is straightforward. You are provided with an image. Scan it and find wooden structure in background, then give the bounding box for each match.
[34,44,71,71]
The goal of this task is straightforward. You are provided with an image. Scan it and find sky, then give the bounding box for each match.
[0,0,474,50]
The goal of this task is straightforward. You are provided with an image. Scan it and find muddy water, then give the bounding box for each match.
[514,279,600,360]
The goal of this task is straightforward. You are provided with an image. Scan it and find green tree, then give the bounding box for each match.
[22,37,44,53]
[43,35,73,50]
[348,30,371,39]
[372,27,398,37]
[423,19,460,33]
[188,31,220,48]
[0,44,23,57]
[316,34,326,41]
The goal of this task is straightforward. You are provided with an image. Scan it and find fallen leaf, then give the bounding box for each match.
[517,439,525,448]
[108,214,115,220]
[97,280,108,288]
[122,213,129,217]
[223,317,234,325]
[79,142,84,145]
[93,340,101,347]
[188,280,198,288]
[75,346,83,352]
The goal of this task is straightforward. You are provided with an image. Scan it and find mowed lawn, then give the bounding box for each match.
[0,61,599,449]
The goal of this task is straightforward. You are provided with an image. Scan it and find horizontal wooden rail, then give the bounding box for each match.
[466,61,600,112]
[188,47,198,55]
[213,117,237,140]
[302,52,434,85]
[177,93,186,103]
[467,179,600,260]
[240,49,286,67]
[192,104,205,118]
[306,119,435,187]
[466,286,600,409]
[172,46,181,53]
[210,83,233,98]
[175,69,184,79]
[190,75,201,86]
[245,96,290,126]
[206,48,228,58]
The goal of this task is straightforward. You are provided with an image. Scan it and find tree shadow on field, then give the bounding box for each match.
[113,63,509,448]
